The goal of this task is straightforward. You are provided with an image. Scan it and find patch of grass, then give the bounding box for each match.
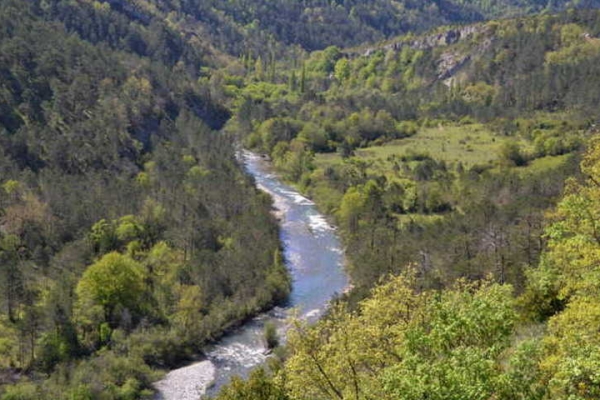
[519,154,572,174]
[314,152,345,169]
[353,123,531,166]
[393,213,445,226]
[314,123,536,179]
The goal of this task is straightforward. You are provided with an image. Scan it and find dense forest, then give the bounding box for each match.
[0,1,289,398]
[47,0,600,56]
[2,0,600,399]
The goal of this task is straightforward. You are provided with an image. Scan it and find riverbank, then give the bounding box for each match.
[154,151,349,399]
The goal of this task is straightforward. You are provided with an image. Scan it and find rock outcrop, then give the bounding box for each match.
[359,24,493,83]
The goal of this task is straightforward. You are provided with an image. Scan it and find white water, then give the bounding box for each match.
[154,151,348,399]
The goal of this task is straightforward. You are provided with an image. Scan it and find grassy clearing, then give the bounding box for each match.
[521,154,572,174]
[354,123,531,166]
[315,123,535,172]
[314,152,345,169]
[393,213,445,225]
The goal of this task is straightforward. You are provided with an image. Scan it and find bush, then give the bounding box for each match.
[499,142,528,166]
[264,322,279,350]
[1,382,39,400]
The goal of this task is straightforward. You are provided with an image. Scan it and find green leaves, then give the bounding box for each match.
[376,281,516,400]
[521,135,600,398]
[216,368,289,400]
[282,273,519,400]
[76,252,146,326]
[334,58,351,83]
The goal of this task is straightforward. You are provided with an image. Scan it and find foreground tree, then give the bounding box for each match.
[527,136,600,399]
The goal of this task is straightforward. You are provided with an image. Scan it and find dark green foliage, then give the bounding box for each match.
[499,142,529,166]
[0,0,289,397]
[264,322,279,350]
[97,0,600,54]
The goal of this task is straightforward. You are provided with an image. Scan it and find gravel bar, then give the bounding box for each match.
[154,360,216,400]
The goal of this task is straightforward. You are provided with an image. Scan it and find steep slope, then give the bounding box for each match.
[0,1,288,398]
[61,0,600,56]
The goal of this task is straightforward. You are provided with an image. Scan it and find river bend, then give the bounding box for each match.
[155,151,348,399]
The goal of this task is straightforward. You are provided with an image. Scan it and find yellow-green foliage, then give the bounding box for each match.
[75,253,146,328]
[0,317,18,370]
[283,273,522,400]
[546,24,600,65]
[172,285,203,335]
[532,136,600,399]
[214,115,591,400]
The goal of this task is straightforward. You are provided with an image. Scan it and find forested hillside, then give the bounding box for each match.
[0,1,288,398]
[58,0,600,56]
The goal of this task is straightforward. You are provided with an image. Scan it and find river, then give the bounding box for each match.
[154,151,349,399]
